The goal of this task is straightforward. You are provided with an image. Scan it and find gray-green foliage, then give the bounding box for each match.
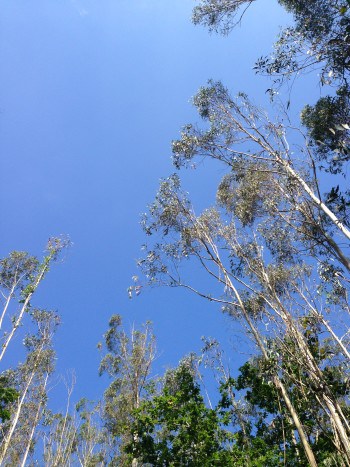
[192,0,256,35]
[0,309,59,465]
[193,0,350,88]
[99,315,156,464]
[193,0,350,222]
[0,252,38,291]
[141,77,350,463]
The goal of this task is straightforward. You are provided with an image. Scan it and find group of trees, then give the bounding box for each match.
[139,0,350,465]
[1,0,350,465]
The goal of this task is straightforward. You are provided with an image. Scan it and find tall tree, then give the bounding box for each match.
[205,320,350,466]
[136,4,350,463]
[99,315,156,466]
[0,309,59,466]
[139,79,350,463]
[42,395,109,467]
[192,0,350,211]
[0,237,69,363]
[125,357,234,466]
[0,238,69,465]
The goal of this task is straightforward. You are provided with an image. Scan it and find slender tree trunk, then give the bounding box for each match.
[279,157,350,243]
[229,104,350,244]
[321,394,350,465]
[322,318,350,361]
[0,283,16,330]
[206,242,318,466]
[273,299,350,462]
[287,321,350,462]
[259,258,350,462]
[0,371,36,464]
[20,374,48,467]
[0,255,53,363]
[275,376,318,467]
[54,378,75,467]
[289,420,301,464]
[297,288,350,362]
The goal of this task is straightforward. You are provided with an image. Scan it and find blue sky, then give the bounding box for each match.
[1,0,321,407]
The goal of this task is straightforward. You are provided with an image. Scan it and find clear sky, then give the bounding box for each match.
[1,0,320,407]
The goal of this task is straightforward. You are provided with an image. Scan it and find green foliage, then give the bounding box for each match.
[215,320,350,466]
[125,358,232,466]
[192,0,350,188]
[217,161,276,226]
[0,251,38,291]
[99,315,156,464]
[192,0,253,35]
[0,377,18,423]
[301,89,350,174]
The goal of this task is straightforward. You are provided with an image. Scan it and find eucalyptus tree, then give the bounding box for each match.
[0,308,59,466]
[192,0,350,213]
[193,0,350,94]
[140,0,350,465]
[204,320,349,466]
[0,237,69,363]
[0,237,68,465]
[73,399,109,466]
[139,80,350,463]
[99,315,157,466]
[38,315,157,466]
[42,401,78,466]
[42,396,109,467]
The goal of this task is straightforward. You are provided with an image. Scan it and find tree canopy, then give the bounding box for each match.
[1,0,350,465]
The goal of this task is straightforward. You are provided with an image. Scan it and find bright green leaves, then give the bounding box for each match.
[0,378,18,423]
[125,360,231,466]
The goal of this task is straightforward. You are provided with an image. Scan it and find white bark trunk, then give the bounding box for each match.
[0,371,35,464]
[0,255,52,363]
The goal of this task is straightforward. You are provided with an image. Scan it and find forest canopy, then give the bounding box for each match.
[1,1,350,465]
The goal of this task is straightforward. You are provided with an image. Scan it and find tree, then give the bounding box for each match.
[99,315,156,466]
[192,0,350,216]
[0,309,59,466]
[42,378,79,467]
[210,317,350,466]
[42,394,109,467]
[139,79,350,463]
[0,238,69,465]
[125,357,234,466]
[0,237,69,363]
[193,0,350,92]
